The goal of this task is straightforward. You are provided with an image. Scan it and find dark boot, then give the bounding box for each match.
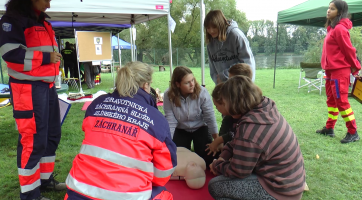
[316,126,335,137]
[40,174,66,191]
[341,132,360,144]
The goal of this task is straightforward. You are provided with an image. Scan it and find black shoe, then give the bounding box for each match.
[32,196,51,200]
[316,126,335,137]
[341,132,360,143]
[40,174,66,191]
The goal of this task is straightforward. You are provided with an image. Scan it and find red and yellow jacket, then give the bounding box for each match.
[66,89,177,200]
[0,12,60,83]
[321,18,361,75]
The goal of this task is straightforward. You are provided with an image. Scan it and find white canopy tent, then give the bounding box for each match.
[0,0,170,24]
[0,0,174,89]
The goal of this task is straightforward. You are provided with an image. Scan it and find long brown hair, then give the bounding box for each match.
[168,66,201,107]
[221,75,262,115]
[204,10,230,43]
[325,0,349,28]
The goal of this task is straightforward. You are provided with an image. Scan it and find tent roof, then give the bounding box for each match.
[277,0,362,27]
[51,22,130,39]
[111,36,136,50]
[0,0,170,25]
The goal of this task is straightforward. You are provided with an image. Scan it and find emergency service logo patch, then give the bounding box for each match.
[2,23,11,32]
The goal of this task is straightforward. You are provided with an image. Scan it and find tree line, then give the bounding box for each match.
[118,0,362,66]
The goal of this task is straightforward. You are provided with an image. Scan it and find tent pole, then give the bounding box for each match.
[110,31,115,91]
[117,33,121,67]
[58,36,63,82]
[0,57,3,84]
[130,26,134,61]
[74,28,83,94]
[57,36,62,53]
[116,33,121,89]
[168,13,173,79]
[133,25,136,61]
[273,23,279,89]
[200,0,205,86]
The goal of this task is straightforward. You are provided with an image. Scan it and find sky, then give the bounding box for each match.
[236,0,308,22]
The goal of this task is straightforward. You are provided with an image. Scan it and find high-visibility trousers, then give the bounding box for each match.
[10,78,61,200]
[325,68,357,133]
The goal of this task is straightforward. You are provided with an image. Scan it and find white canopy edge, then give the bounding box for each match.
[0,0,170,24]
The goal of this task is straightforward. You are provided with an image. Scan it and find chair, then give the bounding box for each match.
[63,78,79,91]
[298,62,324,95]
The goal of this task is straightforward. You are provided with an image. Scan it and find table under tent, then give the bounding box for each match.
[273,0,362,88]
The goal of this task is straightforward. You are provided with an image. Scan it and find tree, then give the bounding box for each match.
[118,0,248,67]
[250,41,259,55]
[350,27,362,57]
[277,24,289,54]
[304,26,362,63]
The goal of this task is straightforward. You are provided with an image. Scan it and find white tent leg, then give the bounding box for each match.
[74,28,83,94]
[130,27,133,61]
[168,13,173,79]
[115,32,121,88]
[200,0,205,86]
[133,25,136,61]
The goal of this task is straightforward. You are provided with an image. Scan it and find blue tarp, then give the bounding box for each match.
[111,36,136,50]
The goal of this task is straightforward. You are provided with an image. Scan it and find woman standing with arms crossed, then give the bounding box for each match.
[204,10,255,84]
[0,0,64,199]
[317,0,361,143]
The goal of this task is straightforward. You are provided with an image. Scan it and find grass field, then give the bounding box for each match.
[1,67,362,200]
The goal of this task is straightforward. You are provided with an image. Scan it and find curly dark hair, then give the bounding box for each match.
[5,0,34,17]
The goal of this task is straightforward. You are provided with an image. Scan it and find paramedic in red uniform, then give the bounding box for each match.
[64,61,177,200]
[0,0,66,200]
[317,0,361,143]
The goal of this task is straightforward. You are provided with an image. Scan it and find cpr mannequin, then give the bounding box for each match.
[170,147,206,189]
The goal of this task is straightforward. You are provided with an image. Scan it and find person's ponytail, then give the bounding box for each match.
[116,62,153,97]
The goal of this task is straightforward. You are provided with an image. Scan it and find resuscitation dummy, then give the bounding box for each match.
[170,147,206,189]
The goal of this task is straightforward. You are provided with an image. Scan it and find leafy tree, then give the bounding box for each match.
[277,24,288,54]
[118,0,248,67]
[250,41,259,55]
[304,26,362,63]
[303,38,323,63]
[350,27,362,58]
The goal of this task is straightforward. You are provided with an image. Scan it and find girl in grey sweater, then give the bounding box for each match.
[163,66,218,165]
[204,10,255,84]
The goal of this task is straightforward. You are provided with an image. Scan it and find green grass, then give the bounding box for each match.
[1,68,362,200]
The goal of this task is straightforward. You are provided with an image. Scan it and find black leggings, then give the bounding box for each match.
[173,126,217,166]
[208,174,276,200]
